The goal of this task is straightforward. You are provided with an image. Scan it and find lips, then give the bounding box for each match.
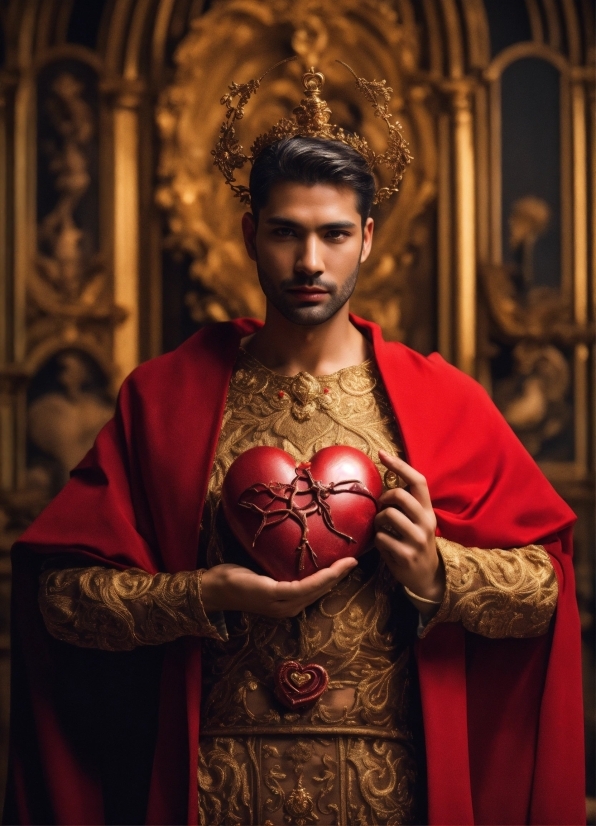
[287,287,328,297]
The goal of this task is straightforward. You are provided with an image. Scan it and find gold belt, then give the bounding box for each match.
[199,724,407,739]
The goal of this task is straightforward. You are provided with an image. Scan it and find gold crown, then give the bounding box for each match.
[212,58,412,206]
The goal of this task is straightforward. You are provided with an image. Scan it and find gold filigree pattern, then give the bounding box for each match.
[29,69,125,380]
[198,738,253,825]
[198,352,422,823]
[39,566,223,651]
[212,60,412,205]
[347,737,416,825]
[199,735,421,826]
[423,536,558,639]
[206,350,400,511]
[200,564,416,737]
[198,351,558,823]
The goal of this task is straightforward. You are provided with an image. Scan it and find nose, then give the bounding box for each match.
[295,234,324,279]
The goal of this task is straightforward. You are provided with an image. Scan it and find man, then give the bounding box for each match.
[5,67,584,826]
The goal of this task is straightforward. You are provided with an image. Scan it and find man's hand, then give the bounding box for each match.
[374,450,445,611]
[200,556,358,617]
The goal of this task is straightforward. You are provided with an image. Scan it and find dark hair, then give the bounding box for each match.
[249,136,376,225]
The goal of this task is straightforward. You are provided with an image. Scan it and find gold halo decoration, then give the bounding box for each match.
[212,57,413,205]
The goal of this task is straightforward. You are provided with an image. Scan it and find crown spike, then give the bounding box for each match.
[212,58,412,206]
[302,68,325,96]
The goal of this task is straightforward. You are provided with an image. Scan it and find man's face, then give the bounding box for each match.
[242,181,374,326]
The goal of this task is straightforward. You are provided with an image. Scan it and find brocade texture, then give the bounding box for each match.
[198,351,424,825]
[197,350,555,825]
[423,536,558,639]
[39,566,223,650]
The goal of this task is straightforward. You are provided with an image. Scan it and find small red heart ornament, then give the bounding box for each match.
[221,445,382,581]
[274,660,329,709]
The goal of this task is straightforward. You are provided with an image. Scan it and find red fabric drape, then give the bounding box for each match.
[4,316,585,825]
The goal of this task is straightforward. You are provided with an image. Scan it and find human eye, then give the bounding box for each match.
[273,227,296,237]
[326,229,350,241]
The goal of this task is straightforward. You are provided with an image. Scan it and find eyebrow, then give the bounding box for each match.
[265,216,357,230]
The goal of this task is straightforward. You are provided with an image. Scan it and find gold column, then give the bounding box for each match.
[571,68,590,477]
[0,80,9,488]
[12,74,34,367]
[446,80,477,376]
[111,83,142,383]
[2,71,33,492]
[0,80,7,367]
[587,76,596,480]
[0,77,15,490]
[589,79,596,337]
[437,110,453,363]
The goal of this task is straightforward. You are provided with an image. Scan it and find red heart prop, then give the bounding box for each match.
[221,445,382,581]
[274,660,329,709]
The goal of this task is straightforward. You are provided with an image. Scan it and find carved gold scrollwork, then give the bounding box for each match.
[28,67,126,374]
[156,0,437,343]
[482,196,594,458]
[24,63,128,498]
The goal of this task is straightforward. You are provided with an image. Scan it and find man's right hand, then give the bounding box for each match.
[200,557,358,618]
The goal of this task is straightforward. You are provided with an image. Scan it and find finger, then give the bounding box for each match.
[378,486,427,524]
[378,450,432,509]
[375,508,427,550]
[374,533,415,567]
[290,558,357,604]
[375,534,435,577]
[376,504,417,534]
[268,560,358,617]
[289,556,357,593]
[272,557,357,602]
[272,578,347,615]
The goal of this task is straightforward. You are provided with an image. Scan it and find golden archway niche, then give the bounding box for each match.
[156,0,437,341]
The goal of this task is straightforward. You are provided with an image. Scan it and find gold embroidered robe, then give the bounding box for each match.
[39,351,558,826]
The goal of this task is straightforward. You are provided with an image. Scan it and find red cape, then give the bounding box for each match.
[4,316,585,825]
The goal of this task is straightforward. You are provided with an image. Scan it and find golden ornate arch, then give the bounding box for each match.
[156,0,437,341]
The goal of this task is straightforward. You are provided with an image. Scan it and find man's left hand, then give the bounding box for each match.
[374,450,445,611]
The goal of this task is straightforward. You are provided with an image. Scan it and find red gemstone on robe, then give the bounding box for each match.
[274,660,329,709]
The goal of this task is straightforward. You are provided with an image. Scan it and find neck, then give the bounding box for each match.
[243,303,369,376]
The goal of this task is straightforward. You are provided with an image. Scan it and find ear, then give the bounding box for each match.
[360,217,374,263]
[242,212,257,261]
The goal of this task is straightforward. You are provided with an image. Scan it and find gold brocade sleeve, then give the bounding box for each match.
[420,537,558,639]
[39,566,227,651]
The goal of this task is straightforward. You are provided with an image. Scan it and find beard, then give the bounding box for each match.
[255,257,361,326]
